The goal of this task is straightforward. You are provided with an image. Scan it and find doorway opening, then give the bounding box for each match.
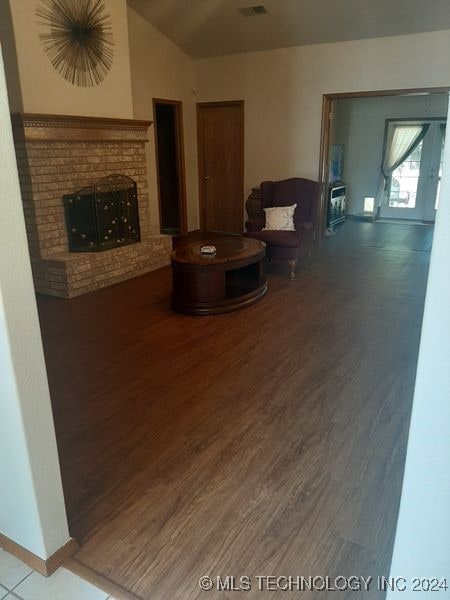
[318,87,450,237]
[153,99,188,236]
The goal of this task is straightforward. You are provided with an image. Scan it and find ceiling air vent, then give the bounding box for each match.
[238,5,268,16]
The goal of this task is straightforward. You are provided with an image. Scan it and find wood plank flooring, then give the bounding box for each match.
[37,221,433,600]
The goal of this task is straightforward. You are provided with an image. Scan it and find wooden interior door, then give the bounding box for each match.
[197,101,244,233]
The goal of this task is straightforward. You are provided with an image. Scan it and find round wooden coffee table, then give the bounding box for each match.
[171,237,267,315]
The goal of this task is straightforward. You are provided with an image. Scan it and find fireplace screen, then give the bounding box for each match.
[63,174,141,252]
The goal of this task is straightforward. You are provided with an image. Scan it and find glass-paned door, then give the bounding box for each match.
[380,120,446,222]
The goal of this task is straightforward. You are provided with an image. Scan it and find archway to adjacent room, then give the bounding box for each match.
[317,87,450,238]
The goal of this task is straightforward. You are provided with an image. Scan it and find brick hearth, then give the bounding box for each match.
[12,113,172,298]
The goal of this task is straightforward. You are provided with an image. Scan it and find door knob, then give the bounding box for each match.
[203,176,211,181]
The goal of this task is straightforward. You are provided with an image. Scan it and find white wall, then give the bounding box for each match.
[387,96,450,597]
[195,30,450,198]
[3,0,133,118]
[0,0,22,111]
[0,47,70,559]
[332,94,449,214]
[127,7,199,232]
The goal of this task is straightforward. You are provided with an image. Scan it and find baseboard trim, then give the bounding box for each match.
[347,214,375,222]
[0,533,78,577]
[65,558,144,600]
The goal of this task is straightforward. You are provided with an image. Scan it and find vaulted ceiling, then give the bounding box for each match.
[127,0,450,58]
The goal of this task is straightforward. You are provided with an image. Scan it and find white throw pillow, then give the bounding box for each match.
[263,204,297,231]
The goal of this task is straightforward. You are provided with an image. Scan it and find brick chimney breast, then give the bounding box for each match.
[12,113,172,298]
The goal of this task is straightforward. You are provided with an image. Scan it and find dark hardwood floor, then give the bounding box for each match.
[37,221,433,599]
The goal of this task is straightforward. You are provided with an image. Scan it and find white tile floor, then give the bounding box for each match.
[0,548,114,600]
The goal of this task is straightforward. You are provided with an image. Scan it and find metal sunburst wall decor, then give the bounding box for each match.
[36,0,114,88]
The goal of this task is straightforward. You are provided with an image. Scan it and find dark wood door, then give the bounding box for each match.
[153,100,188,235]
[197,101,244,233]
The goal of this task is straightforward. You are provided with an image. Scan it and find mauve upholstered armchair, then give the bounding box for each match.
[244,178,320,279]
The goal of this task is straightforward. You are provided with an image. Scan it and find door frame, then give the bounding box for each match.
[318,87,450,239]
[153,98,188,235]
[196,100,245,232]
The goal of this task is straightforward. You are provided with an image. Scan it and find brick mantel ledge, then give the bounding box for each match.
[11,113,153,143]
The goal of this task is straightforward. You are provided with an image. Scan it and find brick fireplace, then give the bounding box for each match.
[12,113,172,298]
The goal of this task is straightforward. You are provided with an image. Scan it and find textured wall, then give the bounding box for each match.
[0,45,70,559]
[127,7,199,232]
[3,0,133,118]
[195,30,450,196]
[388,94,450,595]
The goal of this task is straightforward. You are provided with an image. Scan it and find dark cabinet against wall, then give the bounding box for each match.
[327,183,346,228]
